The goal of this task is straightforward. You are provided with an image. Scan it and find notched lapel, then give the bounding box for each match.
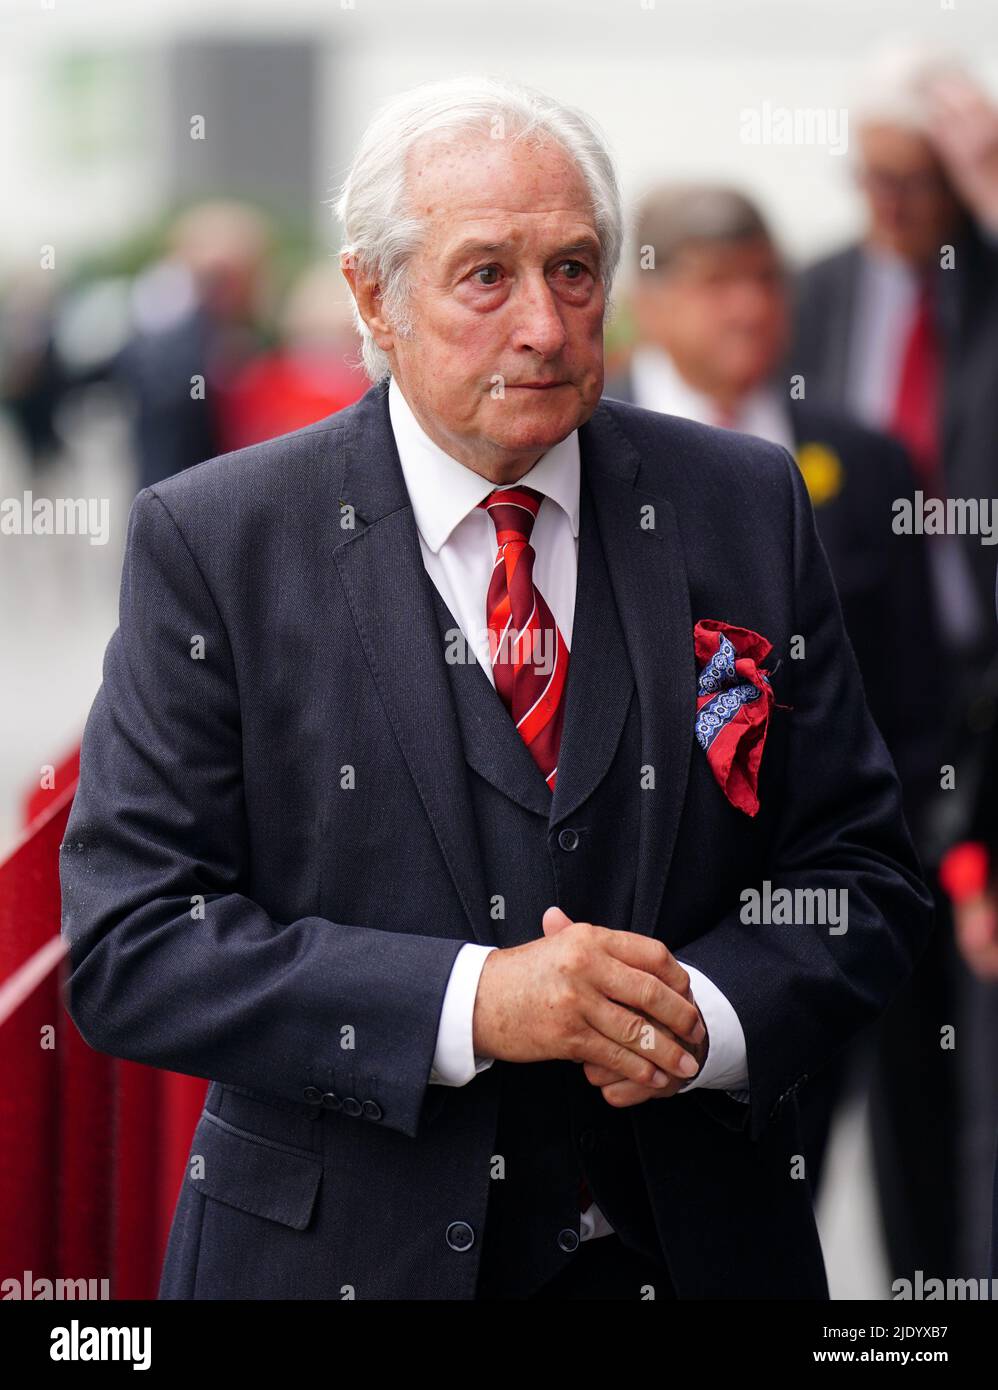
[323,388,495,947]
[580,406,697,940]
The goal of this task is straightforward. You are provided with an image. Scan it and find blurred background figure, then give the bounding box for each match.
[215,261,367,451]
[89,199,276,492]
[792,45,998,1280]
[0,273,75,482]
[1,198,277,496]
[603,179,954,1283]
[116,200,275,489]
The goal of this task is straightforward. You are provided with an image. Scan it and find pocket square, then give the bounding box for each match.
[693,619,776,818]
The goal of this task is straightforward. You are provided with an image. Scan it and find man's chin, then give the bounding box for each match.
[488,394,591,453]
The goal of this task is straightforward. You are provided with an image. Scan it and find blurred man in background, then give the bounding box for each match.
[216,262,367,450]
[792,46,998,1279]
[603,180,950,1283]
[1,200,277,496]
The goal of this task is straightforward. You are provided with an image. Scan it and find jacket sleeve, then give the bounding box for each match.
[59,487,465,1140]
[680,446,936,1142]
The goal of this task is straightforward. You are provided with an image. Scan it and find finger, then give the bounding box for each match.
[583,1061,626,1086]
[600,929,692,996]
[600,1078,680,1107]
[583,994,701,1081]
[541,905,575,938]
[592,954,703,1043]
[574,1020,675,1088]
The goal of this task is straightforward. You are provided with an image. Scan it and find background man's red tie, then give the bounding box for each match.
[889,277,943,494]
[478,485,570,793]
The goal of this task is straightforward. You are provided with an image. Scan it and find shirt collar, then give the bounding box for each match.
[387,375,580,554]
[629,344,794,452]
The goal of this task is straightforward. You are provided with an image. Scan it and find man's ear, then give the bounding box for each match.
[340,252,396,355]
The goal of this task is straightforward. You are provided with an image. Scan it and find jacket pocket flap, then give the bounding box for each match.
[186,1110,322,1231]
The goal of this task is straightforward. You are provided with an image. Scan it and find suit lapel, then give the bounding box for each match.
[576,405,696,940]
[325,386,495,947]
[546,464,635,826]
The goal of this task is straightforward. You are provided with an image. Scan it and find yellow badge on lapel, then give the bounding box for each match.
[794,442,843,507]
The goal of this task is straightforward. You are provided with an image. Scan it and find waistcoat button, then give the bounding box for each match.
[446,1221,475,1252]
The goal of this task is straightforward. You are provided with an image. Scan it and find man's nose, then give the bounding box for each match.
[513,276,569,358]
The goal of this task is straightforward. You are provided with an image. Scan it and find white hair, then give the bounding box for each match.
[330,74,623,382]
[852,40,972,135]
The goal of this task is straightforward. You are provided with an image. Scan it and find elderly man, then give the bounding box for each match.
[60,76,932,1301]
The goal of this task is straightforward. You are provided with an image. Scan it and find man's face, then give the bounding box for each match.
[634,237,788,400]
[855,124,961,265]
[347,131,606,481]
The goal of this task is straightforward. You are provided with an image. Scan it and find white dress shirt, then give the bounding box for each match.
[628,343,796,454]
[387,375,749,1241]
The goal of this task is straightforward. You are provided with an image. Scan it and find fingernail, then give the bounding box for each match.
[652,1069,670,1087]
[691,1021,706,1044]
[679,1053,699,1077]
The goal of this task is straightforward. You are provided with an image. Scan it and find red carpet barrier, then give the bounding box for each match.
[0,760,206,1300]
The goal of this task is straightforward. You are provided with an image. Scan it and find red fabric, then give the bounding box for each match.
[22,746,79,828]
[214,348,367,454]
[889,281,942,493]
[0,770,207,1299]
[694,619,776,818]
[938,841,990,903]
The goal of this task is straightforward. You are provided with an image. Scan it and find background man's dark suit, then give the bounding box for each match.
[793,222,998,830]
[59,382,933,1299]
[794,224,998,1278]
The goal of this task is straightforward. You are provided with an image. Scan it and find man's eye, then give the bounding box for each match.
[473,265,502,286]
[558,260,588,279]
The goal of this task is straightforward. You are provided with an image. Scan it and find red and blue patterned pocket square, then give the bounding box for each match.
[694,619,777,818]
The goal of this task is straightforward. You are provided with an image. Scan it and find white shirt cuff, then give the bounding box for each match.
[428,943,498,1086]
[674,962,749,1094]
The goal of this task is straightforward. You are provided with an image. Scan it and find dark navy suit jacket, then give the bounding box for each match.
[59,381,934,1298]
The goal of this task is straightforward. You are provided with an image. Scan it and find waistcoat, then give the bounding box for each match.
[426,465,671,1298]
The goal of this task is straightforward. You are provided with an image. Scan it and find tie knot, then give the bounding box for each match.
[478,485,543,545]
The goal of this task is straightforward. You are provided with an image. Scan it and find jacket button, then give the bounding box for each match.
[579,1128,596,1153]
[342,1096,362,1117]
[558,828,580,851]
[320,1092,342,1110]
[446,1221,475,1252]
[362,1099,383,1121]
[303,1087,323,1104]
[557,1228,580,1252]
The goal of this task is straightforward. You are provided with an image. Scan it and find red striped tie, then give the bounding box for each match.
[478,485,570,792]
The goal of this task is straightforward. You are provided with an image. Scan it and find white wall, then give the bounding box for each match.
[4,0,998,274]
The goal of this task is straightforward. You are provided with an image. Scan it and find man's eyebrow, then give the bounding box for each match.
[443,235,602,273]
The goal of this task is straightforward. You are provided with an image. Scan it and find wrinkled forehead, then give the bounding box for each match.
[403,127,596,232]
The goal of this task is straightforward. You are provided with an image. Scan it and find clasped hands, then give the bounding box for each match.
[471,906,709,1108]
